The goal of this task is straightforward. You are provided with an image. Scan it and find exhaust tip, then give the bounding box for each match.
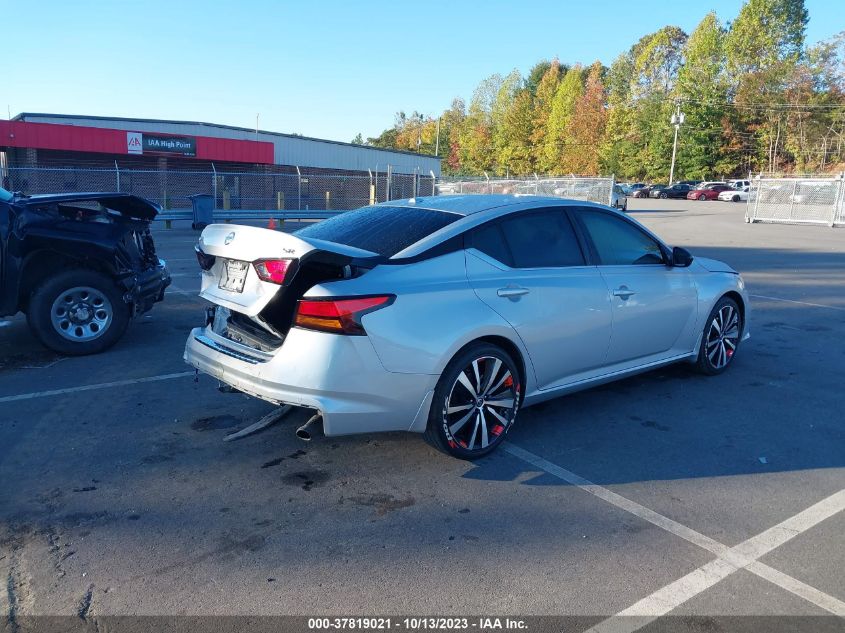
[295,413,322,442]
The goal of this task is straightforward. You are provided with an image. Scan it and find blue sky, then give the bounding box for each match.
[3,0,841,143]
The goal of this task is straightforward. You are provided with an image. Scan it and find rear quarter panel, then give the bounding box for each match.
[308,250,536,383]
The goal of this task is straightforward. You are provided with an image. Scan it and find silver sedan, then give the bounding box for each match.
[184,195,750,459]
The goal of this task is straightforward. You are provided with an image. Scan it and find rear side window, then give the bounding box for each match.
[471,224,514,266]
[470,210,585,268]
[295,206,459,257]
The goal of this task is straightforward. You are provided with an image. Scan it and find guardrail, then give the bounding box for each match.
[155,209,343,229]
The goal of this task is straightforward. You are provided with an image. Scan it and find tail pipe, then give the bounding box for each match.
[296,413,323,441]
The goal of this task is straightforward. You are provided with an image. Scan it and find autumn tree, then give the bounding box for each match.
[562,62,607,174]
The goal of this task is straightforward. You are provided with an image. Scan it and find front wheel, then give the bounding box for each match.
[695,297,743,375]
[659,192,668,199]
[424,343,521,459]
[27,269,130,355]
[698,194,707,201]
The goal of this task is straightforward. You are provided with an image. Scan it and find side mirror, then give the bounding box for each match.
[672,246,694,267]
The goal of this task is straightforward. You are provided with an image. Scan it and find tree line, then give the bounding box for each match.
[360,0,845,181]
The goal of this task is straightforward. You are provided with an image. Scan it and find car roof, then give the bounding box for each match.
[385,194,665,259]
[378,194,594,216]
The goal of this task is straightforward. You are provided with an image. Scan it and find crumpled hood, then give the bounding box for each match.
[18,192,160,220]
[694,256,738,274]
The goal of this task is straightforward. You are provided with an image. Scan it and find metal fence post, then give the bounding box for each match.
[211,163,217,207]
[749,175,762,223]
[788,180,798,220]
[831,173,844,227]
[386,164,392,201]
[114,161,120,191]
[609,173,616,206]
[296,166,302,209]
[430,170,436,196]
[484,172,490,194]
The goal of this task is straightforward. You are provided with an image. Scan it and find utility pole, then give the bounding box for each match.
[669,102,685,185]
[434,116,441,157]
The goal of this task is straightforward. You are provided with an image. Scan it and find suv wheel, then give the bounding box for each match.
[27,269,130,355]
[424,343,520,459]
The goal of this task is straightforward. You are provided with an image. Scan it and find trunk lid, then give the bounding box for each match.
[197,224,379,318]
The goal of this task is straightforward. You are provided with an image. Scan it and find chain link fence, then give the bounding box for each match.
[436,176,615,205]
[746,174,845,227]
[1,166,436,212]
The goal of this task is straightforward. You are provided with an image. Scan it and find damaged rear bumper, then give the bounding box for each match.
[183,325,437,437]
[125,259,171,315]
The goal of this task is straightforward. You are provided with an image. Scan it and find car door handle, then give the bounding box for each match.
[612,287,636,299]
[497,286,530,298]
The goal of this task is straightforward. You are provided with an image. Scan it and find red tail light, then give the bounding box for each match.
[294,295,395,335]
[195,246,215,271]
[253,258,295,285]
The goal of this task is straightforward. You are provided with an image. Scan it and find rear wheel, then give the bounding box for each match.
[27,269,130,355]
[695,297,742,375]
[424,343,521,460]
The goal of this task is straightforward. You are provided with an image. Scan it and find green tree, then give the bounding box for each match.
[497,89,535,175]
[675,12,731,178]
[530,59,563,171]
[544,65,583,173]
[492,70,523,174]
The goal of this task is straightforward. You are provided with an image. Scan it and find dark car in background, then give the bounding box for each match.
[0,187,171,355]
[647,184,670,198]
[651,183,692,199]
[632,185,658,198]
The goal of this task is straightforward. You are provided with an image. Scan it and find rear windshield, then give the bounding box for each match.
[295,206,460,257]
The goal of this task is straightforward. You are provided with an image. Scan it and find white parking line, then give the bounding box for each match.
[750,293,845,311]
[503,443,845,628]
[0,371,195,404]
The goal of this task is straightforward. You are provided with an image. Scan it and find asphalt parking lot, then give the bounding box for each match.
[1,198,843,629]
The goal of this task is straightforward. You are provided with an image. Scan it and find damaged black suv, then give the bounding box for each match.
[0,186,171,355]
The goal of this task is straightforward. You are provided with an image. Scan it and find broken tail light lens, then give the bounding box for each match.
[195,246,215,271]
[294,295,395,335]
[253,258,295,285]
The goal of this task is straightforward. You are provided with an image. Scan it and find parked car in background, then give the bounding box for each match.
[695,181,728,190]
[623,183,647,196]
[185,195,750,459]
[688,184,734,201]
[718,188,749,202]
[610,185,628,211]
[791,181,837,204]
[0,187,171,355]
[647,184,670,198]
[631,185,653,198]
[652,183,692,199]
[728,180,751,190]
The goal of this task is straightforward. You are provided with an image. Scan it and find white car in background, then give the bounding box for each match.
[610,184,628,211]
[728,180,751,190]
[718,188,749,202]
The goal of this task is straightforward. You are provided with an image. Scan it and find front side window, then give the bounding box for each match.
[578,210,665,266]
